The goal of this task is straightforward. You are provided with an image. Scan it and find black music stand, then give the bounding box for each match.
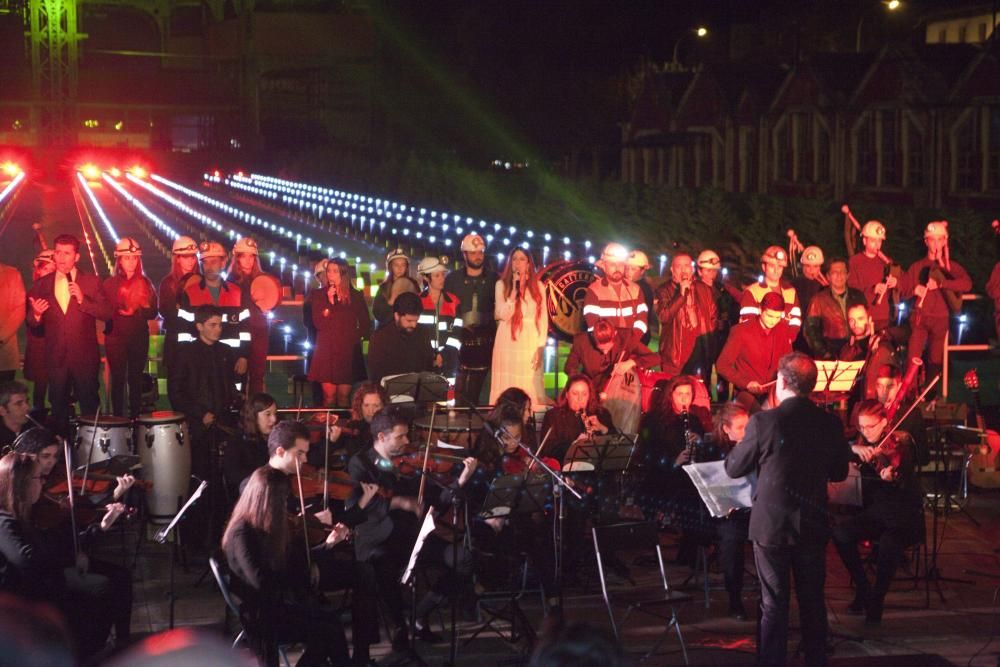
[563,433,636,525]
[465,474,552,648]
[382,372,449,404]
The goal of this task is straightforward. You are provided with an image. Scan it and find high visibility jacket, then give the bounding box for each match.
[177,277,252,359]
[738,280,802,335]
[419,290,463,375]
[583,278,648,336]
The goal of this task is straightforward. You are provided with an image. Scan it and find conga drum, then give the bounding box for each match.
[136,411,191,524]
[413,411,484,450]
[74,415,133,466]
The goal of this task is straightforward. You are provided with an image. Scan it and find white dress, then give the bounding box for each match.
[489,279,549,408]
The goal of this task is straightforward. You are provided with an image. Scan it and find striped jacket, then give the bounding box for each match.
[419,290,463,375]
[176,277,252,359]
[738,280,802,335]
[583,278,648,336]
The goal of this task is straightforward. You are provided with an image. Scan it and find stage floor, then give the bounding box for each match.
[105,484,1000,666]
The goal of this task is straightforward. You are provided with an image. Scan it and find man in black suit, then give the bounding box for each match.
[27,234,112,435]
[725,352,850,666]
[346,407,476,651]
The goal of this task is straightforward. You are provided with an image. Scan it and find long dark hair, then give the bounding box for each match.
[241,393,277,438]
[326,257,352,305]
[660,375,697,416]
[227,253,263,285]
[712,402,749,448]
[556,374,601,415]
[499,248,543,340]
[114,256,154,313]
[0,453,38,521]
[221,466,290,570]
[169,253,201,282]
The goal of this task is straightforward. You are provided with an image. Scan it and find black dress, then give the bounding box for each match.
[308,287,371,384]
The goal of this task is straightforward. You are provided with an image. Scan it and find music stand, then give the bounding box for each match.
[465,474,553,648]
[563,433,636,525]
[382,372,449,404]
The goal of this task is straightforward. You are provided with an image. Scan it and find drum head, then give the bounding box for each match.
[484,506,511,518]
[77,415,132,427]
[138,411,186,425]
[250,274,282,312]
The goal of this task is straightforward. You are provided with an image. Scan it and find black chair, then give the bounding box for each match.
[208,555,291,667]
[592,521,693,664]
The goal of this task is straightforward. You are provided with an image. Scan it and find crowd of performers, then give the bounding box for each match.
[0,214,984,665]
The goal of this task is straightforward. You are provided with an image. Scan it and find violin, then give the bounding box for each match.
[389,447,469,477]
[287,512,338,549]
[289,463,357,501]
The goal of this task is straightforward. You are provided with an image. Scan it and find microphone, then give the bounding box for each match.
[514,272,521,297]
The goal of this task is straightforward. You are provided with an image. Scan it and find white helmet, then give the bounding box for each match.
[198,241,227,260]
[171,236,198,256]
[800,246,824,266]
[460,233,486,252]
[233,236,259,255]
[627,250,650,268]
[861,221,886,240]
[114,237,142,257]
[600,243,629,264]
[697,249,721,269]
[924,221,948,239]
[385,247,409,272]
[417,256,448,276]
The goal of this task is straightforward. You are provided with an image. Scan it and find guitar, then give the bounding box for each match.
[963,369,1000,489]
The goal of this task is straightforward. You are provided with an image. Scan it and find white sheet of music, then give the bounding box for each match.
[401,511,437,585]
[683,461,755,518]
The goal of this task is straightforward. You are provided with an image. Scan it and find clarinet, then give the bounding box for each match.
[682,409,698,464]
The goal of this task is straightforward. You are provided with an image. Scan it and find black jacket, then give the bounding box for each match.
[366,323,435,386]
[27,270,112,371]
[168,338,237,422]
[725,395,850,546]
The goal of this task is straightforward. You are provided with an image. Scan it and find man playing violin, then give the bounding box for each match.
[346,407,476,652]
[833,400,923,626]
[253,420,382,665]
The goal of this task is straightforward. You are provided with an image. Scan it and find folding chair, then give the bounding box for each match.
[208,555,291,667]
[592,521,693,664]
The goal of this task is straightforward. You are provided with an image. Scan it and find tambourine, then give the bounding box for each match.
[250,273,282,312]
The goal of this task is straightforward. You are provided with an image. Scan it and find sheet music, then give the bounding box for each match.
[814,360,865,393]
[682,461,755,518]
[401,511,436,585]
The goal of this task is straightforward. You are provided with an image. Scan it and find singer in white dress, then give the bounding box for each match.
[490,247,550,409]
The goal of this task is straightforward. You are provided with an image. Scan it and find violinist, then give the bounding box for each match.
[224,393,277,501]
[322,383,388,465]
[0,381,31,450]
[222,466,353,666]
[491,386,538,450]
[14,427,135,651]
[254,421,381,665]
[346,407,476,651]
[901,222,971,393]
[635,375,711,557]
[0,452,128,660]
[833,400,923,626]
[539,374,615,465]
[468,405,560,614]
[873,366,928,466]
[838,304,895,406]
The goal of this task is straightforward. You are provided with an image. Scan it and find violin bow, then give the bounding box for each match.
[417,403,437,509]
[527,426,554,473]
[80,404,101,498]
[293,457,313,573]
[877,374,940,450]
[61,435,81,563]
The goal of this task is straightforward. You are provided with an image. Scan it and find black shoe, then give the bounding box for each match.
[413,624,444,644]
[728,599,747,621]
[846,593,867,616]
[865,598,884,626]
[390,626,408,652]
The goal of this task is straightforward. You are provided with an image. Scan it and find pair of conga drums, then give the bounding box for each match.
[74,412,191,524]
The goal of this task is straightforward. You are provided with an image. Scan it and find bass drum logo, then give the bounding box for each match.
[541,260,595,341]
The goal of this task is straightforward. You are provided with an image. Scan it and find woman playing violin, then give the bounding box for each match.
[319,383,389,467]
[225,392,277,500]
[0,452,128,660]
[487,386,538,449]
[14,427,135,647]
[222,465,353,666]
[832,399,923,626]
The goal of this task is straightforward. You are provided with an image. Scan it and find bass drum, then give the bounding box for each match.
[540,259,596,342]
[136,411,191,524]
[250,273,283,312]
[74,415,133,466]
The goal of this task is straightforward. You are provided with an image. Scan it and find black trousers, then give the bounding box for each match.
[368,532,473,629]
[49,362,100,437]
[106,332,149,418]
[832,506,920,604]
[753,541,828,667]
[316,550,381,652]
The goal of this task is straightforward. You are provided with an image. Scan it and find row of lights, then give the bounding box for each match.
[224,172,597,266]
[101,173,183,244]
